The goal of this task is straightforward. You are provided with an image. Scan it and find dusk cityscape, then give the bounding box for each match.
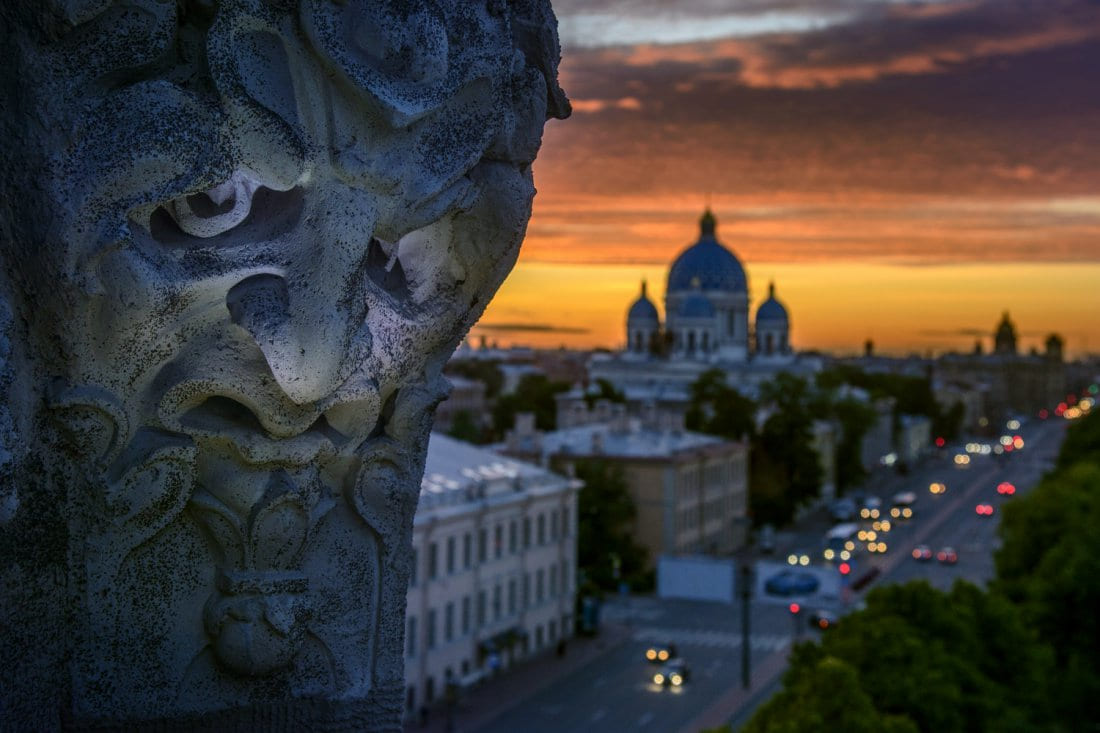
[1,1,1098,732]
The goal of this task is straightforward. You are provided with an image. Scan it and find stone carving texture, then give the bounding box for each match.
[0,0,568,729]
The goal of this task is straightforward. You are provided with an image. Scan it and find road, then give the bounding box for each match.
[473,417,1066,733]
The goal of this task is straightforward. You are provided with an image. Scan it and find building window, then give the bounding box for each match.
[428,542,438,580]
[477,591,486,627]
[463,532,472,569]
[494,524,503,559]
[536,569,545,603]
[446,536,455,574]
[478,528,487,563]
[550,565,558,597]
[444,602,454,642]
[425,676,435,705]
[523,517,531,548]
[537,514,545,545]
[549,619,557,643]
[492,584,502,621]
[550,510,558,541]
[561,561,570,594]
[410,548,418,587]
[406,615,417,658]
[461,596,470,635]
[562,506,570,536]
[406,685,415,713]
[509,520,517,554]
[508,579,516,615]
[522,573,530,609]
[427,609,437,649]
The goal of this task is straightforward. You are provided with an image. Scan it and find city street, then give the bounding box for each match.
[471,417,1066,733]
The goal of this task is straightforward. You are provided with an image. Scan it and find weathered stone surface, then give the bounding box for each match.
[0,1,567,729]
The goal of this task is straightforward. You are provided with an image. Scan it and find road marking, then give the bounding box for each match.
[590,708,607,723]
[637,712,654,727]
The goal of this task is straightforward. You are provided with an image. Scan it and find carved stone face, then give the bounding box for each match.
[0,0,566,725]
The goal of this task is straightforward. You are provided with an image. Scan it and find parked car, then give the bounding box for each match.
[764,570,820,596]
[653,658,691,687]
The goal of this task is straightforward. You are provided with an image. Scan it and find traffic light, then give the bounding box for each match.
[838,562,851,576]
[788,602,801,615]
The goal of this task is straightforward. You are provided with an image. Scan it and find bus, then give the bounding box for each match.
[823,523,860,561]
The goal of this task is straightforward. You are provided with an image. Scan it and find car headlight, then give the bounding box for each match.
[824,549,835,560]
[646,649,657,660]
[658,650,669,661]
[654,674,664,685]
[671,674,683,686]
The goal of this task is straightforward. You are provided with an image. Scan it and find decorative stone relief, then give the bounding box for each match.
[0,1,568,729]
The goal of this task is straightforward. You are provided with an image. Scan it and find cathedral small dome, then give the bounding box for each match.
[678,292,716,319]
[667,209,747,294]
[628,280,659,322]
[756,282,788,323]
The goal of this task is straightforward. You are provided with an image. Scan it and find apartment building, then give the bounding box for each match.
[404,434,580,717]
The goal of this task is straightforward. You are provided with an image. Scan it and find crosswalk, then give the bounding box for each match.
[633,626,791,653]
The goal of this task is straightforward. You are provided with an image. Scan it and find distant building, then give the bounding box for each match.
[935,312,1065,422]
[592,208,820,400]
[434,376,488,433]
[405,434,580,718]
[500,413,749,565]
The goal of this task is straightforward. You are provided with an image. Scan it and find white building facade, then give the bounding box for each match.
[404,434,580,717]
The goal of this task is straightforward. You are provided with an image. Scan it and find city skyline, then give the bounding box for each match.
[471,0,1100,357]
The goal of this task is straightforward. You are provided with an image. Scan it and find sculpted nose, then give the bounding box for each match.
[226,273,359,405]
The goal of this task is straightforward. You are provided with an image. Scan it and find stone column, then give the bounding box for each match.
[0,1,568,729]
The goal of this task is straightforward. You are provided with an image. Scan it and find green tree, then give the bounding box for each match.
[685,369,756,440]
[491,374,569,437]
[757,373,823,512]
[573,459,648,591]
[830,396,879,491]
[446,359,505,399]
[446,409,484,444]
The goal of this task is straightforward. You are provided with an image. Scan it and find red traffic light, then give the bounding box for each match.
[838,562,851,575]
[789,602,801,614]
[935,436,946,448]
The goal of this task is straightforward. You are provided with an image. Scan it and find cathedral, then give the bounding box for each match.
[589,208,817,402]
[624,208,792,363]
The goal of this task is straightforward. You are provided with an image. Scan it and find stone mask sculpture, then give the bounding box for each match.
[0,0,568,728]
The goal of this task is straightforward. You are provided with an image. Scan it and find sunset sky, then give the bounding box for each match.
[471,0,1100,357]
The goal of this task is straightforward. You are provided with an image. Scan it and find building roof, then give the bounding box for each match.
[756,282,788,323]
[667,209,747,295]
[418,433,568,512]
[539,422,728,459]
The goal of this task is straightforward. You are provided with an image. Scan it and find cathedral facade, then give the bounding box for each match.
[624,208,791,364]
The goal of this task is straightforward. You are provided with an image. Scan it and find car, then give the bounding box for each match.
[645,642,677,664]
[936,547,958,564]
[653,658,690,687]
[929,482,947,495]
[859,497,882,520]
[997,482,1016,496]
[808,609,838,630]
[764,570,820,596]
[976,503,995,516]
[911,545,932,561]
[830,498,857,521]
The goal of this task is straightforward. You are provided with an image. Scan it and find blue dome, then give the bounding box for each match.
[678,292,716,319]
[667,210,747,294]
[627,280,659,322]
[756,282,788,323]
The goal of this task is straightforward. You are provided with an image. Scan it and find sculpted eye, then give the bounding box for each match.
[165,171,261,239]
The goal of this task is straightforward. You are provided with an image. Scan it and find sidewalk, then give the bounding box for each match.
[403,623,633,733]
